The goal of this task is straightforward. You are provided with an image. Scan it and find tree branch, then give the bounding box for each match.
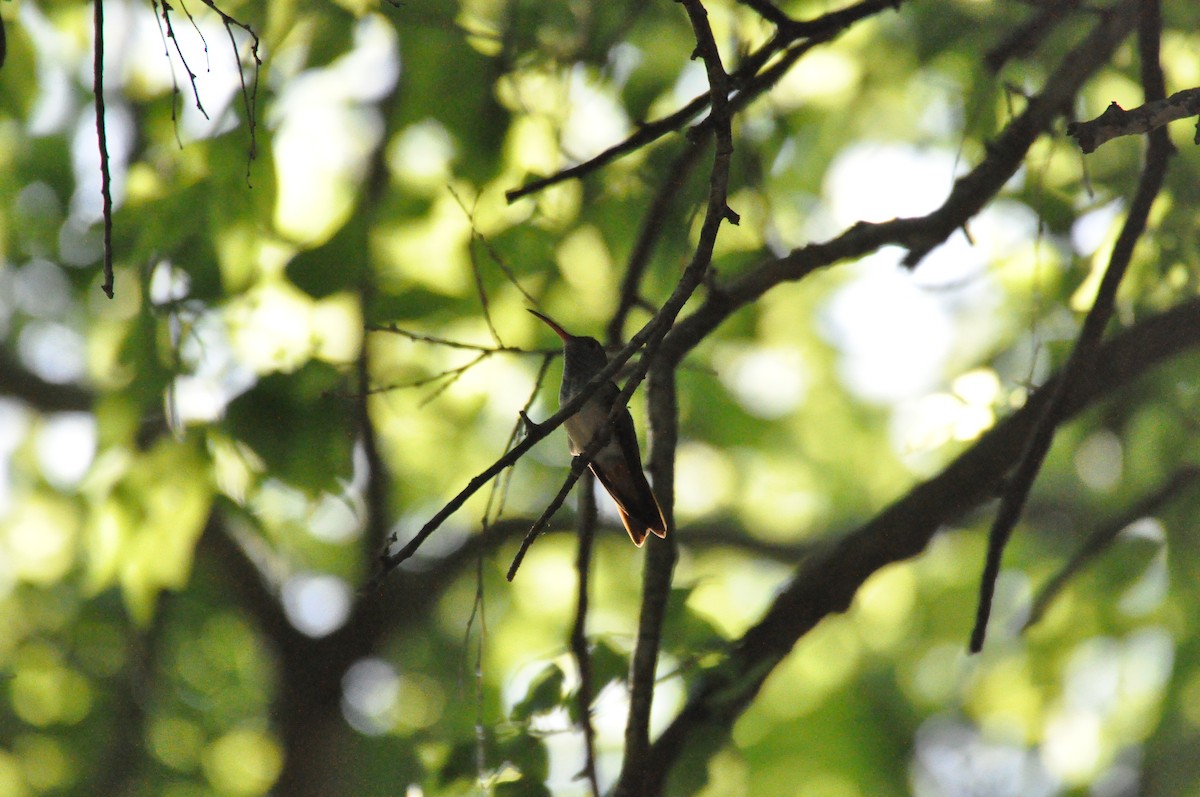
[969,0,1173,652]
[614,1,736,793]
[504,0,905,203]
[1067,87,1200,153]
[93,0,115,298]
[641,294,1200,792]
[657,0,1141,369]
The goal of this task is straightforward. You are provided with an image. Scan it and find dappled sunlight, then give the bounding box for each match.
[2,0,1199,793]
[225,280,361,375]
[821,255,956,403]
[825,144,961,228]
[674,441,736,517]
[17,321,87,385]
[734,452,823,539]
[282,572,352,638]
[562,66,633,163]
[775,47,862,108]
[852,565,918,652]
[684,552,791,638]
[1073,429,1123,492]
[913,716,1059,797]
[892,367,1001,470]
[387,119,457,193]
[375,192,473,294]
[715,343,809,419]
[740,617,863,736]
[272,15,399,244]
[3,495,78,585]
[201,727,283,797]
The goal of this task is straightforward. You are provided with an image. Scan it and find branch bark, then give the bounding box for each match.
[1067,88,1200,153]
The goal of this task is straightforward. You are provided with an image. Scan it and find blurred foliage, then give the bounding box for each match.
[1,0,1199,796]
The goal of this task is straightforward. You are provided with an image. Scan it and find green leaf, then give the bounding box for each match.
[224,362,354,495]
[510,663,565,722]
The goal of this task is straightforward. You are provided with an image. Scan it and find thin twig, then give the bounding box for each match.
[969,0,1172,653]
[94,0,115,298]
[367,323,541,354]
[507,444,598,581]
[159,0,210,119]
[505,0,905,204]
[608,142,706,345]
[1023,467,1200,632]
[570,472,601,797]
[449,185,539,307]
[199,0,261,177]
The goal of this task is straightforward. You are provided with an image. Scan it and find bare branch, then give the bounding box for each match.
[93,0,115,298]
[449,185,539,308]
[505,0,906,203]
[608,142,706,345]
[507,448,593,581]
[969,0,1173,653]
[571,472,601,797]
[1067,88,1200,153]
[616,1,737,793]
[367,323,543,355]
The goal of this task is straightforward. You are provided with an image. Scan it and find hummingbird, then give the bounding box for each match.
[529,309,668,546]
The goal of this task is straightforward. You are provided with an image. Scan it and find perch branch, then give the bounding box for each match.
[616,0,737,793]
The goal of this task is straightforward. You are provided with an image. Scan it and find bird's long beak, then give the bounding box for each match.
[528,309,573,342]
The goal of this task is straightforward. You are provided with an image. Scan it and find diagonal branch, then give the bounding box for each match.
[505,0,905,204]
[607,142,706,345]
[1023,467,1200,632]
[641,294,1200,793]
[657,0,1141,370]
[969,0,1173,652]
